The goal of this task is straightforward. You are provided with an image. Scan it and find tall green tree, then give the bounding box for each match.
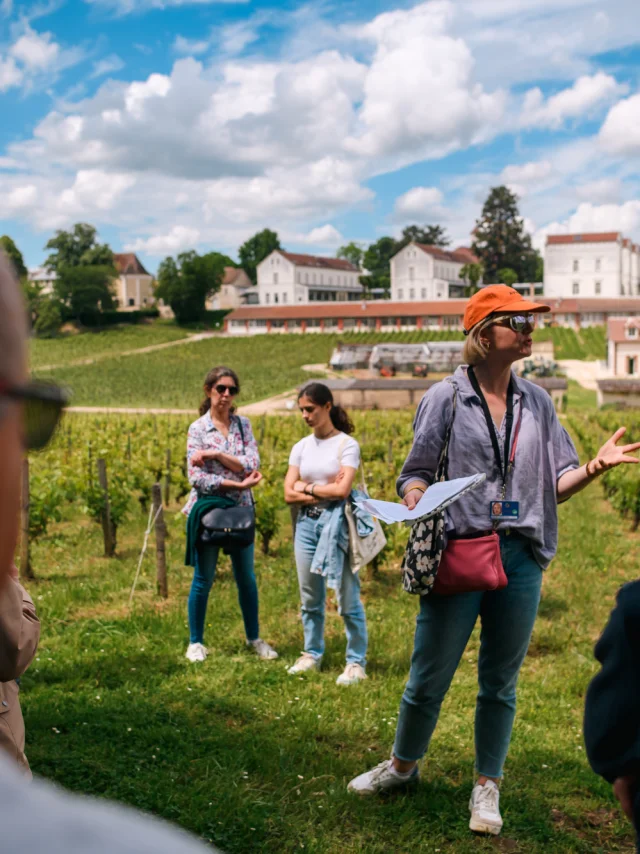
[54,265,116,323]
[361,236,397,297]
[337,242,365,270]
[45,223,114,273]
[472,186,537,284]
[155,250,226,324]
[238,229,281,284]
[0,235,28,280]
[397,224,450,249]
[460,261,484,297]
[498,267,519,288]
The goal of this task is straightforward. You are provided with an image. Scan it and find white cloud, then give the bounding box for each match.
[91,54,125,79]
[125,225,201,255]
[297,225,344,247]
[393,187,445,220]
[600,93,640,157]
[59,170,136,214]
[10,26,59,69]
[520,73,628,129]
[575,178,622,204]
[501,161,553,184]
[0,56,22,92]
[173,35,210,56]
[7,185,37,210]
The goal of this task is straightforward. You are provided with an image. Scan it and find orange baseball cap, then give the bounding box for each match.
[463,285,550,334]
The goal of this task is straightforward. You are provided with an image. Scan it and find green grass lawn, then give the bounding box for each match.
[29,323,191,369]
[535,327,606,361]
[19,419,638,853]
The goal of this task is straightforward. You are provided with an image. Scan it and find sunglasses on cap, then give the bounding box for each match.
[0,379,69,450]
[215,383,238,396]
[490,314,536,333]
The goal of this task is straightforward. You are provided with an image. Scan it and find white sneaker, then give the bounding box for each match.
[347,759,419,795]
[287,653,321,675]
[469,780,503,835]
[248,638,279,660]
[336,663,367,686]
[185,642,208,663]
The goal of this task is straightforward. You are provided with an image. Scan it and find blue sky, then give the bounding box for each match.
[1,0,640,272]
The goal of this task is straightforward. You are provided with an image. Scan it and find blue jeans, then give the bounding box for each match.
[188,542,259,644]
[294,512,368,667]
[393,532,543,778]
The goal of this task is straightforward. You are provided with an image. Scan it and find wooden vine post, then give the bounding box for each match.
[152,483,168,598]
[97,458,115,557]
[20,459,35,581]
[164,449,171,507]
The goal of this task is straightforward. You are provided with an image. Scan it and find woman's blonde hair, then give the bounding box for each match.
[462,316,495,366]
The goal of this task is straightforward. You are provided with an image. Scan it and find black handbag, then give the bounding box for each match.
[199,417,256,550]
[400,380,457,595]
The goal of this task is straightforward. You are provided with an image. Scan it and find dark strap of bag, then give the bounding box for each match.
[235,415,255,508]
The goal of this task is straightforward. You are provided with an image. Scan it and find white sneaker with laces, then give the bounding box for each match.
[185,642,208,663]
[248,638,279,660]
[347,759,419,795]
[287,653,321,675]
[469,780,503,835]
[336,663,367,686]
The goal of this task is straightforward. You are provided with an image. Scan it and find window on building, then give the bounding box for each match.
[274,293,279,304]
[409,288,415,299]
[628,356,637,375]
[398,288,404,299]
[421,288,426,299]
[128,298,135,306]
[572,281,579,295]
[296,272,300,283]
[283,293,288,303]
[595,280,601,295]
[573,260,579,272]
[409,266,414,281]
[595,258,601,272]
[265,293,270,304]
[627,326,638,339]
[273,273,278,285]
[304,273,308,284]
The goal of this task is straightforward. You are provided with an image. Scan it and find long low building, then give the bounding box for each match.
[224,297,640,334]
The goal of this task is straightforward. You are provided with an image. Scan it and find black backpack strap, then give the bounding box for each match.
[235,415,255,507]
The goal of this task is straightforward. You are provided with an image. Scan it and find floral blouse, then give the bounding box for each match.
[182,412,260,516]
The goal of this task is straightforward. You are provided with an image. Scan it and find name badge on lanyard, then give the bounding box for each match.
[467,367,523,525]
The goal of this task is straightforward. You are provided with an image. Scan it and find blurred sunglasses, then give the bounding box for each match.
[491,314,536,333]
[0,379,69,450]
[215,383,238,396]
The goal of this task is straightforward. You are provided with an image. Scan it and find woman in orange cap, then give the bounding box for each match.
[348,285,640,836]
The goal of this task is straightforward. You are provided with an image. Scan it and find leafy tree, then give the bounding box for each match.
[460,261,485,297]
[45,223,114,273]
[34,297,62,338]
[54,264,116,323]
[472,186,537,284]
[397,224,450,249]
[0,235,28,280]
[156,250,226,324]
[361,236,397,297]
[498,267,519,287]
[337,242,365,270]
[238,229,281,284]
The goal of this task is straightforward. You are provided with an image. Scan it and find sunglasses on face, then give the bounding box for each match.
[0,379,69,450]
[214,383,238,396]
[491,314,536,333]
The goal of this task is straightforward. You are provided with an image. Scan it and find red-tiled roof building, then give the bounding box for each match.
[256,249,362,307]
[113,252,154,310]
[390,241,481,302]
[544,232,639,300]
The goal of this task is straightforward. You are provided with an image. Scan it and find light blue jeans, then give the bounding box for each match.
[294,511,368,667]
[393,531,543,778]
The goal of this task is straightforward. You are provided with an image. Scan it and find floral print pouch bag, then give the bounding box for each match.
[401,379,458,596]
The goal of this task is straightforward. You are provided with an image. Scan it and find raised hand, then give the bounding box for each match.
[590,427,640,475]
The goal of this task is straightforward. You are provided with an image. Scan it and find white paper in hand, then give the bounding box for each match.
[356,474,486,525]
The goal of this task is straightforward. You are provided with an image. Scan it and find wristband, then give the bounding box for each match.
[303,484,310,495]
[405,484,426,495]
[310,484,316,497]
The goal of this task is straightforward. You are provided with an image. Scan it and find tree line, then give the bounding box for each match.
[1,185,542,335]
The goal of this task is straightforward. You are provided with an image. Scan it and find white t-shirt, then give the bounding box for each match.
[289,432,360,485]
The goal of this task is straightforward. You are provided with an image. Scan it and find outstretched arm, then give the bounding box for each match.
[558,427,640,501]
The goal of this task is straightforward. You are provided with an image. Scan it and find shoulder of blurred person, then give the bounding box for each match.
[0,756,223,853]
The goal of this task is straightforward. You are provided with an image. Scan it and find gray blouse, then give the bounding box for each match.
[397,365,579,569]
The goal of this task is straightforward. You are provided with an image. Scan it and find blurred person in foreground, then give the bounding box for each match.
[0,561,40,778]
[585,581,640,852]
[0,251,222,853]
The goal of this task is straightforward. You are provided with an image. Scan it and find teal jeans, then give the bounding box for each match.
[392,532,543,778]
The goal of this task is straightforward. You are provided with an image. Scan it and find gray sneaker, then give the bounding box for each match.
[347,759,419,795]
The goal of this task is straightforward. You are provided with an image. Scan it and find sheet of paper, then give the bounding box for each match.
[356,473,486,524]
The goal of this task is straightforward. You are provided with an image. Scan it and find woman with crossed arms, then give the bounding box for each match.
[348,286,640,838]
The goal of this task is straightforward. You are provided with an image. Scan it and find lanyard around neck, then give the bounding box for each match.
[467,366,516,489]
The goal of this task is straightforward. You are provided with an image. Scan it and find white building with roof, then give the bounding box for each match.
[544,232,640,299]
[256,250,363,305]
[390,242,480,302]
[207,267,253,310]
[27,266,57,295]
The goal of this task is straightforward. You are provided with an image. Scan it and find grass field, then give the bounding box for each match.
[17,410,639,853]
[34,324,606,410]
[29,323,191,369]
